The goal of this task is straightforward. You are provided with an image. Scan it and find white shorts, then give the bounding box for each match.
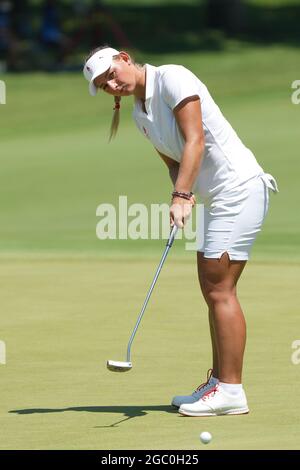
[196,173,279,260]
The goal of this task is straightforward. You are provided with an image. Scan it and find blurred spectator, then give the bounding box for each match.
[90,0,132,49]
[68,0,132,57]
[12,0,32,40]
[0,0,18,71]
[40,0,68,69]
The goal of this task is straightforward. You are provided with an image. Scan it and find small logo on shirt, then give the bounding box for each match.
[143,126,149,138]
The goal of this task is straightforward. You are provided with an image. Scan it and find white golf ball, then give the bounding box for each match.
[200,431,212,444]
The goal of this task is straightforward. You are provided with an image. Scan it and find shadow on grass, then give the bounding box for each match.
[9,405,178,427]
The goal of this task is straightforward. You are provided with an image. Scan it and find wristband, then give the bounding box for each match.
[171,190,196,207]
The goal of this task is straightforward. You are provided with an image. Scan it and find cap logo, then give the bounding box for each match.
[86,66,91,72]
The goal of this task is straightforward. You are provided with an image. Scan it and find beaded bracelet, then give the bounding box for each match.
[172,190,193,199]
[171,190,196,207]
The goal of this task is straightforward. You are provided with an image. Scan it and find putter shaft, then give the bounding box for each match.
[126,225,178,363]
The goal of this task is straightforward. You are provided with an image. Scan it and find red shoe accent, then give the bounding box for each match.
[202,383,219,401]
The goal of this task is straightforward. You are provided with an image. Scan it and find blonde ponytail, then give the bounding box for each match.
[109,96,121,141]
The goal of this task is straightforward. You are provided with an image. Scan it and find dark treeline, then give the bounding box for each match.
[0,0,299,71]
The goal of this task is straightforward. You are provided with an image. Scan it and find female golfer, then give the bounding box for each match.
[83,46,278,416]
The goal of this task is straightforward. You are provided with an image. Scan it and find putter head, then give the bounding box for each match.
[107,360,132,372]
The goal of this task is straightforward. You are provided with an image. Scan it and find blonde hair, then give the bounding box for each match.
[85,46,143,142]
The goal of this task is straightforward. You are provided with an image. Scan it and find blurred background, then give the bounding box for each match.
[0,0,300,72]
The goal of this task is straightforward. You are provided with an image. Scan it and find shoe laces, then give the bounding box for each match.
[201,383,220,401]
[194,368,213,393]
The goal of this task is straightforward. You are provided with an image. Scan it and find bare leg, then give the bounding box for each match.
[197,252,247,384]
[208,309,219,378]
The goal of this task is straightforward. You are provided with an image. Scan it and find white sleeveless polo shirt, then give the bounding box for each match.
[133,64,264,204]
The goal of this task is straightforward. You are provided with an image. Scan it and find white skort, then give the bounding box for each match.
[196,173,279,260]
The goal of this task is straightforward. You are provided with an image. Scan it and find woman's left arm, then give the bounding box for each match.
[173,95,205,192]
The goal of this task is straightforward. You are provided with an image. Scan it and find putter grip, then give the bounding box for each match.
[167,225,178,247]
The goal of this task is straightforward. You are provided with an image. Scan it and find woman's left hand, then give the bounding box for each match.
[170,197,193,228]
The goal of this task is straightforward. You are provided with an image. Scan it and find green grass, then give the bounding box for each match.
[1,258,300,449]
[0,45,300,449]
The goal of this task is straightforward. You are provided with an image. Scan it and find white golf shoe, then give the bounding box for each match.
[171,369,218,409]
[179,383,249,416]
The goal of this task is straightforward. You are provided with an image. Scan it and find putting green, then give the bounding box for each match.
[0,256,299,449]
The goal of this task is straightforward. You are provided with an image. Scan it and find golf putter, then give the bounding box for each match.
[107,224,179,372]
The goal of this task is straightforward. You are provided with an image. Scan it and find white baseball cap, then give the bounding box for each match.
[83,47,120,96]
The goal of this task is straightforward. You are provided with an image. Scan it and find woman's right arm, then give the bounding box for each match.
[155,149,179,186]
